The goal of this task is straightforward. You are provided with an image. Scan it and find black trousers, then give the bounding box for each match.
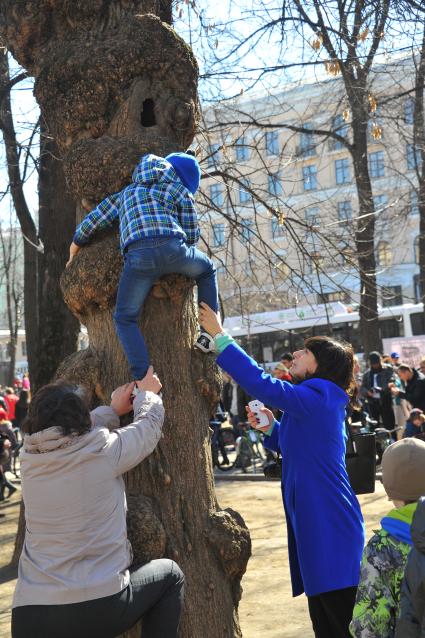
[307,586,357,638]
[12,559,184,638]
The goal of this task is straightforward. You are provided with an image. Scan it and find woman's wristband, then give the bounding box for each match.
[214,332,235,353]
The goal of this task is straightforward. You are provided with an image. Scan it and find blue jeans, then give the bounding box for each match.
[12,559,184,638]
[113,236,218,379]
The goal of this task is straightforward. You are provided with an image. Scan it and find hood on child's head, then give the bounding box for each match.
[132,154,174,187]
[131,152,201,194]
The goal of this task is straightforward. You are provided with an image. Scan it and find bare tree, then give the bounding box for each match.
[0,221,24,385]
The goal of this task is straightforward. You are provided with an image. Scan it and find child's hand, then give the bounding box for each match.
[199,302,223,337]
[136,366,162,394]
[246,405,274,432]
[66,242,81,268]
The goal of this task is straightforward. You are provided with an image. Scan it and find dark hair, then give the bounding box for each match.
[304,336,356,405]
[17,389,30,406]
[281,352,294,362]
[22,381,91,436]
[398,363,413,373]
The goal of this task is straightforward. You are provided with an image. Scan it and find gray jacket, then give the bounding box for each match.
[395,497,425,637]
[13,390,164,608]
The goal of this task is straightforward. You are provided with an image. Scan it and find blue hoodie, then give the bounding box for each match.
[216,341,365,597]
[73,154,200,253]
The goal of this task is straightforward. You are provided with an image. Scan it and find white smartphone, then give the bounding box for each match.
[248,399,270,428]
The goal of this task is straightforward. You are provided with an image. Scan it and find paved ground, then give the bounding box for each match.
[0,475,391,638]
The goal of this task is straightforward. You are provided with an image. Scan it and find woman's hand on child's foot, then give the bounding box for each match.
[199,303,223,337]
[136,366,162,394]
[110,382,135,416]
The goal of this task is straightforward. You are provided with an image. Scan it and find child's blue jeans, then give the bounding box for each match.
[113,236,218,379]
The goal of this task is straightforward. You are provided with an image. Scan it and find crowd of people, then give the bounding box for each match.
[0,379,30,508]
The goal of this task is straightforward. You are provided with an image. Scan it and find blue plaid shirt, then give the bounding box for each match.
[73,154,200,253]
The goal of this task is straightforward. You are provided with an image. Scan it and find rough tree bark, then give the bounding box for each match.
[0,2,251,636]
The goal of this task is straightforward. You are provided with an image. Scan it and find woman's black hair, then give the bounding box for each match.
[21,380,91,436]
[304,336,357,406]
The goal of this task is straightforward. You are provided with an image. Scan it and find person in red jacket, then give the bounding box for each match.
[4,388,18,425]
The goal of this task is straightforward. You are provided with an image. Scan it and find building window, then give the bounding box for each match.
[307,252,324,274]
[209,184,224,207]
[410,190,419,215]
[381,285,403,307]
[235,137,249,161]
[241,219,253,243]
[299,123,316,157]
[404,98,414,125]
[21,341,27,357]
[212,223,225,247]
[305,207,320,227]
[265,130,279,156]
[303,164,318,191]
[369,151,385,178]
[337,200,352,222]
[330,115,349,150]
[239,178,251,203]
[373,194,388,211]
[407,143,422,171]
[271,217,285,238]
[376,241,392,267]
[268,172,283,196]
[335,158,350,184]
[338,242,354,267]
[207,143,221,168]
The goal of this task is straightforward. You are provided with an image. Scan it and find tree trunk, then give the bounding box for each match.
[348,80,381,355]
[34,126,80,391]
[0,3,251,635]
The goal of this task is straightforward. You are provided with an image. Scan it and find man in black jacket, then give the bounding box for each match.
[390,363,425,412]
[222,375,251,435]
[361,351,395,427]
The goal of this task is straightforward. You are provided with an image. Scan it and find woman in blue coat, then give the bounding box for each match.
[200,303,365,638]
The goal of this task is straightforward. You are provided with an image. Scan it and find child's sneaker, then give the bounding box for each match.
[195,331,216,353]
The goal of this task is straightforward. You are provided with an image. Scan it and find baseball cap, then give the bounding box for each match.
[382,438,425,501]
[391,352,400,359]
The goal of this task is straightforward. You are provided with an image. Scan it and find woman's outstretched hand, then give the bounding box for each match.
[246,405,274,432]
[110,383,135,416]
[199,302,223,337]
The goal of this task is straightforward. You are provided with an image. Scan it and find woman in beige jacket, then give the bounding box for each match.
[11,367,184,638]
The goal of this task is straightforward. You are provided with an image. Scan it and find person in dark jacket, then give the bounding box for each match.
[390,364,425,414]
[199,303,365,638]
[222,375,251,430]
[395,496,425,637]
[361,351,395,427]
[14,390,30,431]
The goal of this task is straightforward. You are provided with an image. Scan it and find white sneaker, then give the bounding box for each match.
[195,331,216,353]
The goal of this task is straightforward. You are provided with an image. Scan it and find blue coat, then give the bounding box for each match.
[217,342,365,597]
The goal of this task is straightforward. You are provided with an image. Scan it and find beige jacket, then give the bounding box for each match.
[13,391,164,608]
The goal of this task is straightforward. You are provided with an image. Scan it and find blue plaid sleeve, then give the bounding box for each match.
[176,192,200,246]
[73,192,121,246]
